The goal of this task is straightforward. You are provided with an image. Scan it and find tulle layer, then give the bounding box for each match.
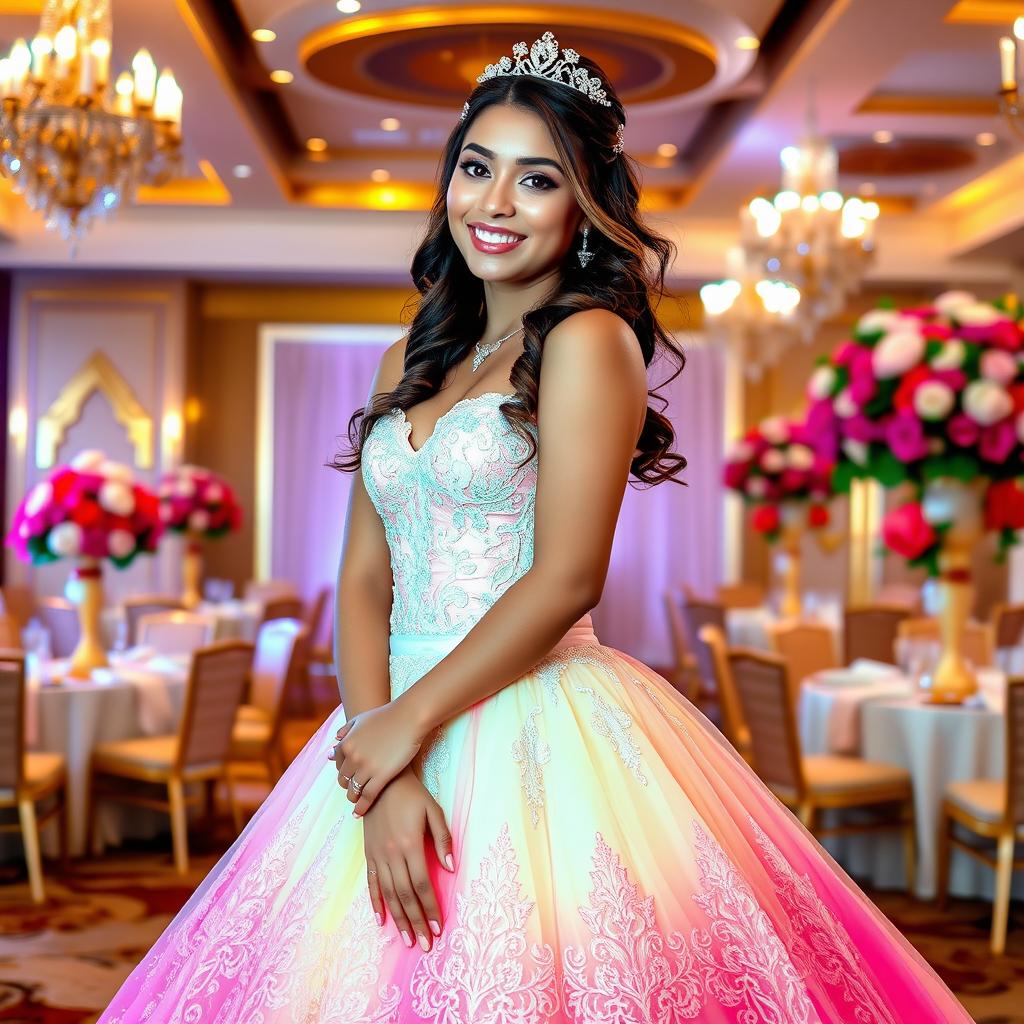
[98,636,969,1024]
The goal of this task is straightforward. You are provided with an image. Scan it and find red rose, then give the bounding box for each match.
[808,504,830,529]
[882,502,938,561]
[985,478,1024,532]
[723,462,748,490]
[70,499,103,528]
[752,505,780,534]
[892,366,932,412]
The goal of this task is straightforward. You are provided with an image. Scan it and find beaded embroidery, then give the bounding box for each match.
[511,705,551,827]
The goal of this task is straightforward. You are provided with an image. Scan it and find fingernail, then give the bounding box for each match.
[327,751,334,759]
[418,933,430,952]
[401,930,413,948]
[429,919,441,936]
[445,854,455,871]
[352,810,361,818]
[375,911,383,926]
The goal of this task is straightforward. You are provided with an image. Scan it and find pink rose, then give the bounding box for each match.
[959,320,1022,351]
[843,413,883,443]
[886,412,930,462]
[980,348,1019,385]
[882,502,938,561]
[780,468,809,494]
[833,341,860,366]
[947,413,981,448]
[723,462,748,489]
[979,419,1018,463]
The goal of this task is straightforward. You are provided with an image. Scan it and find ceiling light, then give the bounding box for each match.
[656,143,678,158]
[735,35,760,50]
[336,0,362,12]
[872,129,893,144]
[269,69,293,84]
[306,137,328,152]
[370,168,390,182]
[380,117,401,131]
[975,131,997,146]
[232,164,252,178]
[251,28,276,42]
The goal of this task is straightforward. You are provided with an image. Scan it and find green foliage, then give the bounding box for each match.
[908,545,942,577]
[26,534,58,565]
[831,460,859,494]
[867,447,907,487]
[921,452,978,483]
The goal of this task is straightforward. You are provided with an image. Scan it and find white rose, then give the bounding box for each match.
[159,503,174,522]
[188,509,210,532]
[70,449,106,472]
[807,365,837,400]
[857,309,905,334]
[930,339,965,370]
[746,477,768,498]
[963,379,1013,426]
[760,449,786,473]
[980,348,1018,385]
[871,329,925,379]
[175,478,196,498]
[108,529,135,559]
[842,439,869,465]
[47,521,82,557]
[952,301,1002,326]
[99,460,134,483]
[158,481,175,497]
[913,380,955,421]
[727,440,754,462]
[933,290,976,316]
[25,480,52,517]
[204,482,224,503]
[98,480,135,517]
[786,444,815,470]
[833,388,859,418]
[1016,411,1024,445]
[759,416,790,445]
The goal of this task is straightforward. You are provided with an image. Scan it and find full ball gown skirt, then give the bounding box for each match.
[98,392,969,1023]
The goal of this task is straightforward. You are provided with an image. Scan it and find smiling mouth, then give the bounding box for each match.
[468,224,526,252]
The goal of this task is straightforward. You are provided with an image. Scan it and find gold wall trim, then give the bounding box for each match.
[36,351,154,470]
[945,0,1024,24]
[137,159,232,206]
[856,93,999,117]
[0,1,43,12]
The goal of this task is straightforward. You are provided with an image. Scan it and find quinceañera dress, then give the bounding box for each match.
[100,391,969,1023]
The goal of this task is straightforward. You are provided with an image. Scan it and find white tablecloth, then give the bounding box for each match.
[726,603,842,651]
[195,599,263,642]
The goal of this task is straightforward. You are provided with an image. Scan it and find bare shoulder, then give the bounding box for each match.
[372,334,409,395]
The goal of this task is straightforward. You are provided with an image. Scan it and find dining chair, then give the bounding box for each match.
[0,614,22,649]
[138,611,217,655]
[728,647,916,889]
[0,585,37,630]
[938,677,1024,954]
[766,621,839,686]
[716,581,766,609]
[124,595,185,646]
[86,640,253,873]
[843,604,910,665]
[897,616,995,669]
[992,604,1024,672]
[0,652,67,902]
[680,596,728,725]
[662,589,699,701]
[261,595,306,627]
[244,579,299,604]
[37,597,79,659]
[696,625,750,761]
[230,619,310,783]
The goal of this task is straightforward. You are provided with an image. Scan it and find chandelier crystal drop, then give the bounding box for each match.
[0,0,184,244]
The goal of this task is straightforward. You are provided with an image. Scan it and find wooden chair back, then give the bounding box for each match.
[662,590,692,676]
[304,585,331,646]
[176,641,254,772]
[0,615,22,649]
[0,653,26,793]
[897,616,995,669]
[993,604,1024,652]
[262,596,305,625]
[250,618,310,725]
[697,625,747,749]
[716,581,765,609]
[138,611,217,655]
[681,597,726,695]
[728,649,804,798]
[37,597,79,658]
[1003,678,1024,828]
[124,596,184,645]
[768,621,839,685]
[0,585,37,629]
[843,604,909,665]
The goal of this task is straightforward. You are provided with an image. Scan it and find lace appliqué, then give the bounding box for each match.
[389,650,451,801]
[410,822,558,1023]
[533,643,619,705]
[574,684,648,786]
[511,705,550,827]
[630,675,691,735]
[749,818,898,1024]
[563,832,704,1021]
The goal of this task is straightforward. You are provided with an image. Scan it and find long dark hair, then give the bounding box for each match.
[333,47,687,486]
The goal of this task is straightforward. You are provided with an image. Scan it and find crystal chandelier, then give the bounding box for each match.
[998,18,1024,141]
[0,0,184,243]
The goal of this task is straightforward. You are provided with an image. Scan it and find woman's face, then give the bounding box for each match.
[447,103,583,285]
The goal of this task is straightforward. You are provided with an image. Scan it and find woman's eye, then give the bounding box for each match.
[458,160,555,190]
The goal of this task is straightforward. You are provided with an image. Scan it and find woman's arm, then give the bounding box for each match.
[394,307,649,735]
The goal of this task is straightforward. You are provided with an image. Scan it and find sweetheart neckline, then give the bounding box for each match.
[394,391,518,455]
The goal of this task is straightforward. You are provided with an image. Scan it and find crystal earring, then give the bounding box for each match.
[577,225,594,268]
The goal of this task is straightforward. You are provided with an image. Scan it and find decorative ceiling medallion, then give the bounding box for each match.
[298,5,717,107]
[837,139,976,176]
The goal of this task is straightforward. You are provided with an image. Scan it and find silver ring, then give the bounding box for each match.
[350,778,364,793]
[340,774,351,785]
[367,867,377,876]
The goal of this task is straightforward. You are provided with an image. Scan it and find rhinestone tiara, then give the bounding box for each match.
[460,30,625,155]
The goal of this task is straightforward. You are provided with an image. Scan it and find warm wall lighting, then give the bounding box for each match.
[872,129,893,144]
[8,405,27,441]
[337,0,362,12]
[735,35,760,50]
[184,397,202,423]
[976,131,997,146]
[269,69,293,84]
[251,28,276,42]
[380,117,401,131]
[162,410,183,443]
[370,168,390,182]
[656,142,678,158]
[232,164,252,178]
[306,136,328,152]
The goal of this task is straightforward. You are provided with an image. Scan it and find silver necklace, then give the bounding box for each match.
[472,324,524,372]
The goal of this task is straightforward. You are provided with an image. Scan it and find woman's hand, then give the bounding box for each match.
[329,700,426,816]
[361,766,455,953]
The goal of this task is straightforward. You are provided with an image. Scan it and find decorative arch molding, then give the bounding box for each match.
[35,350,154,469]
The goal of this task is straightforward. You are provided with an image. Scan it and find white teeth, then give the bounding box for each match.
[472,227,522,245]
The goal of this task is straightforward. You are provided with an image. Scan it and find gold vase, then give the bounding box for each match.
[778,505,803,620]
[67,558,108,679]
[922,478,983,704]
[182,540,203,609]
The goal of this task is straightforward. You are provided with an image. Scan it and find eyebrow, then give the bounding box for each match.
[461,143,564,174]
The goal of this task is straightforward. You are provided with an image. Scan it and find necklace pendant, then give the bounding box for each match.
[472,340,498,372]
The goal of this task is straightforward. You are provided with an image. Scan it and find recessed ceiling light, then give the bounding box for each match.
[380,117,401,131]
[269,69,293,84]
[251,28,276,42]
[735,35,760,50]
[872,129,893,144]
[859,182,877,196]
[976,131,997,146]
[306,137,328,152]
[232,164,252,178]
[656,143,678,158]
[336,0,362,12]
[370,168,391,182]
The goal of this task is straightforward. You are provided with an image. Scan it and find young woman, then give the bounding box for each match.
[99,32,970,1022]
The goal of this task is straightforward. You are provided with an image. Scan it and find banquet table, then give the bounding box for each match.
[726,602,842,651]
[98,599,264,650]
[2,650,191,861]
[798,664,1019,900]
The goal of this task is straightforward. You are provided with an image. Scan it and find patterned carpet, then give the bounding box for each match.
[1,718,1022,1023]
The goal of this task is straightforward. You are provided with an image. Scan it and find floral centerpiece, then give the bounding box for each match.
[723,414,837,617]
[158,464,243,607]
[5,450,164,677]
[805,290,1024,700]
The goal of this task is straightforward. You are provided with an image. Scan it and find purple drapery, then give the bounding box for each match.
[269,337,725,661]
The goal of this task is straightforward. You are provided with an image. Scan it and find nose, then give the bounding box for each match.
[480,173,515,217]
